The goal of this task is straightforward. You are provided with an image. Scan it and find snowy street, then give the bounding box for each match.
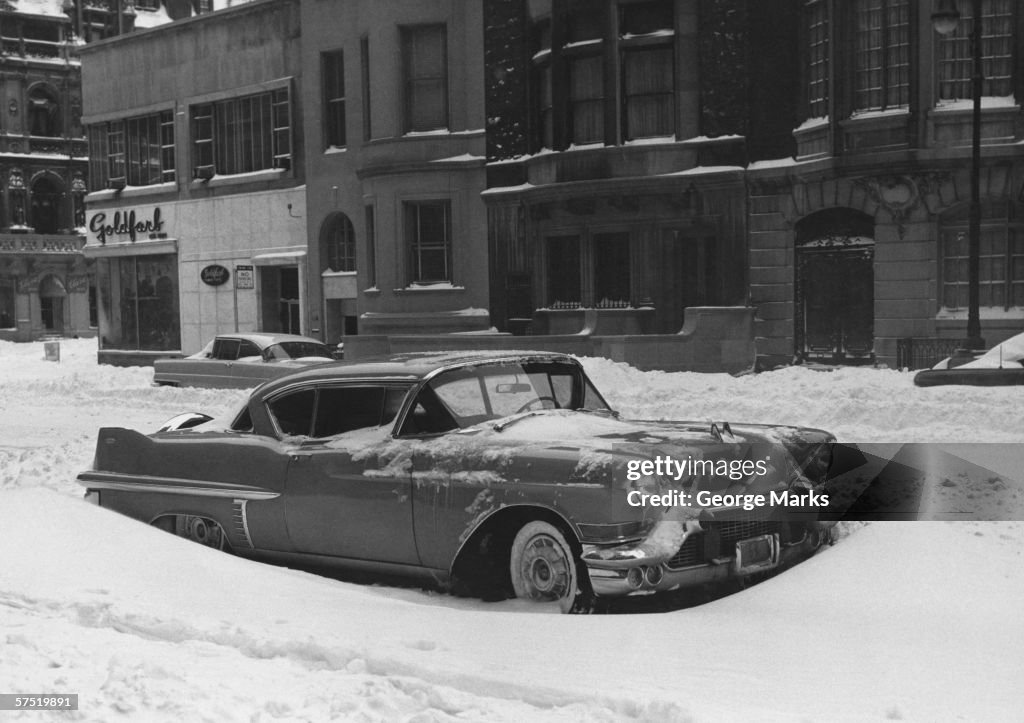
[2,339,1023,721]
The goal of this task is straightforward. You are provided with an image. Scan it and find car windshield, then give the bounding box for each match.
[398,360,613,435]
[264,341,334,361]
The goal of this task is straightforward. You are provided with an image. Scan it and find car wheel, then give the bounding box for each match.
[174,514,227,550]
[509,520,586,613]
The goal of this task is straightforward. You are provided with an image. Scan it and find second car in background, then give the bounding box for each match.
[153,333,336,388]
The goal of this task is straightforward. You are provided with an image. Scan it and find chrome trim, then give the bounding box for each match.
[233,498,254,548]
[76,471,280,500]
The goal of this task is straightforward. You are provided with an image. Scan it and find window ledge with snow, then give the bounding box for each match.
[936,307,1024,321]
[394,283,466,294]
[190,168,289,190]
[931,96,1018,114]
[86,182,177,202]
[321,270,357,278]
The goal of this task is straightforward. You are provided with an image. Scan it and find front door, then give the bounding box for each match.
[274,384,419,564]
[796,244,874,364]
[283,444,419,564]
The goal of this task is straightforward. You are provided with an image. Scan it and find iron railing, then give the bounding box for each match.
[896,337,966,370]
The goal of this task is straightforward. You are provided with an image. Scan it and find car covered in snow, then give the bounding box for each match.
[80,351,837,612]
[153,333,336,388]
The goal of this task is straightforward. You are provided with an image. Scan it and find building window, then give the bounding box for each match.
[191,88,291,178]
[8,168,27,228]
[87,111,174,188]
[546,236,581,307]
[568,55,603,145]
[543,232,632,308]
[620,0,675,140]
[593,232,631,306]
[531,16,553,149]
[853,0,910,112]
[360,36,372,141]
[405,200,451,285]
[806,0,830,118]
[28,85,60,137]
[321,213,356,273]
[566,11,604,145]
[96,254,180,351]
[402,24,448,132]
[0,281,14,328]
[322,50,346,148]
[529,1,675,150]
[941,208,1024,311]
[30,176,62,234]
[937,0,1014,101]
[87,125,108,190]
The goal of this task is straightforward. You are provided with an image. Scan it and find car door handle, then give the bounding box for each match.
[289,452,313,461]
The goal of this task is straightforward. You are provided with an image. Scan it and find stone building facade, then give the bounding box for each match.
[0,1,91,341]
[748,0,1024,368]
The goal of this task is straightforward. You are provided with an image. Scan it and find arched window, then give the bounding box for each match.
[30,175,63,235]
[39,274,67,332]
[28,85,60,137]
[320,213,356,272]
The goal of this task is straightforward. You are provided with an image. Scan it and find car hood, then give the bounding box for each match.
[478,409,831,450]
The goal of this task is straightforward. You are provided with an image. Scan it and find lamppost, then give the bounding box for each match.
[932,0,985,354]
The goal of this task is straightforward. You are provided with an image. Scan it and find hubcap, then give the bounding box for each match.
[522,535,570,600]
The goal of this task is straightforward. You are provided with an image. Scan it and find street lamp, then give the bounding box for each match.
[932,0,984,354]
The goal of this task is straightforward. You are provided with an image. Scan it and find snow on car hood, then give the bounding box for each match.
[311,409,826,492]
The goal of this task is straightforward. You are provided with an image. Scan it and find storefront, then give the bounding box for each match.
[84,205,180,365]
[85,188,309,366]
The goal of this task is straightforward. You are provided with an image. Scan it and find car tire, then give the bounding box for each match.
[509,520,587,613]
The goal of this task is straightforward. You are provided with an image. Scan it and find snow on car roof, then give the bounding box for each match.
[255,350,579,391]
[214,333,327,349]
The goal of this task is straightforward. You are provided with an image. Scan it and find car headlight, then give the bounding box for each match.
[576,520,653,543]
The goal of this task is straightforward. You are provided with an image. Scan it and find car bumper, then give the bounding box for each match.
[582,522,832,598]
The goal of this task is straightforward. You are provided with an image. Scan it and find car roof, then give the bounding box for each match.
[255,350,580,393]
[215,333,327,349]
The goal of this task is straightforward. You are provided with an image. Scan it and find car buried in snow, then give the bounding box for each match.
[152,332,336,389]
[80,351,837,613]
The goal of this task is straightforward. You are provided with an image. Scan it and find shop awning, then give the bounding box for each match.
[251,250,306,266]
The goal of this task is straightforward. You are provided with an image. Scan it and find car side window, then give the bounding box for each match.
[212,338,241,361]
[314,386,385,437]
[268,389,316,437]
[313,386,410,438]
[397,385,458,436]
[237,340,262,358]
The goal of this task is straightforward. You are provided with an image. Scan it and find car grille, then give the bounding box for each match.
[665,512,780,570]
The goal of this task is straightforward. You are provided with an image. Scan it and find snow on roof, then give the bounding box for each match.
[8,0,68,19]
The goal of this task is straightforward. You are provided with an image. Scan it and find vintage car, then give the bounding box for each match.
[80,351,837,613]
[914,331,1024,387]
[153,333,335,388]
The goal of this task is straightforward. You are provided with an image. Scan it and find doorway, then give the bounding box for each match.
[39,274,66,333]
[260,266,301,334]
[794,209,875,364]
